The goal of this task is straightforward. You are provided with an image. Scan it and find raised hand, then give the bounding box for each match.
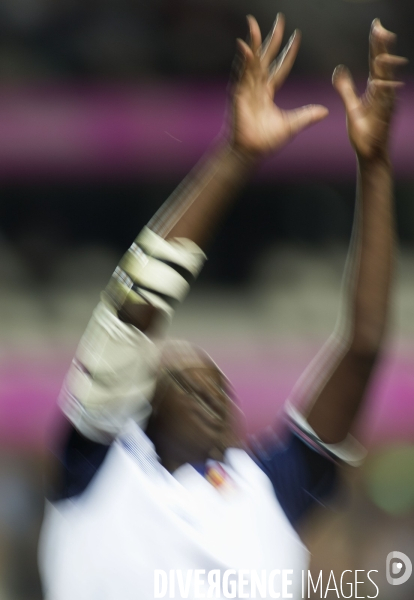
[333,19,407,163]
[231,14,329,157]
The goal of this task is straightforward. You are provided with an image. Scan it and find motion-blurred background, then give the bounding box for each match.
[0,0,414,598]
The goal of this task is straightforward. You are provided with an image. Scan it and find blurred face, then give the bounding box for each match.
[147,366,240,468]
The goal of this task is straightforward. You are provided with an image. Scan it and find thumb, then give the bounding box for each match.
[332,64,360,113]
[286,104,329,136]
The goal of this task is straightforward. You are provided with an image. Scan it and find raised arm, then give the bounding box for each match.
[290,20,406,446]
[119,15,328,331]
[61,15,328,441]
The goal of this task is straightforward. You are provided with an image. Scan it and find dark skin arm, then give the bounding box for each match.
[119,14,328,330]
[295,20,406,444]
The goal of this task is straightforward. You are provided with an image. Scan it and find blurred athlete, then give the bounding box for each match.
[39,15,404,600]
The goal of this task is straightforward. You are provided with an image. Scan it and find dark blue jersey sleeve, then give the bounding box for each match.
[47,420,111,502]
[250,427,339,528]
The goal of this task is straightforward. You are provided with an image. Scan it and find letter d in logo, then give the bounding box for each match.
[386,551,412,585]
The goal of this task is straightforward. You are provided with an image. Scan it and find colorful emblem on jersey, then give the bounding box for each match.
[205,463,233,491]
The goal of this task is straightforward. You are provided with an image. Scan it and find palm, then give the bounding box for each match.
[346,100,391,160]
[231,15,328,157]
[235,90,293,154]
[333,19,406,161]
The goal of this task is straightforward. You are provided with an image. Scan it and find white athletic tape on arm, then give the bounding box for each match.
[59,300,159,442]
[60,230,206,440]
[107,228,206,318]
[121,252,190,302]
[286,402,367,467]
[104,270,175,319]
[137,227,206,277]
[129,288,174,318]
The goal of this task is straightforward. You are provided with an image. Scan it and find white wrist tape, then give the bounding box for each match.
[121,253,190,302]
[286,402,367,467]
[136,227,206,277]
[107,227,206,319]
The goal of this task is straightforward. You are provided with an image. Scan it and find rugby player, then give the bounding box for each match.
[39,15,404,600]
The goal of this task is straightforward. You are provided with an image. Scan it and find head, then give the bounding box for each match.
[145,341,242,471]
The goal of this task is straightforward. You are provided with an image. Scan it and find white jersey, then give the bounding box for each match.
[39,420,308,600]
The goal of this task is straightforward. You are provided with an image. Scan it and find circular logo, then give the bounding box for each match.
[386,552,413,586]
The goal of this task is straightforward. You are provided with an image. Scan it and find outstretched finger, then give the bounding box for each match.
[269,30,301,93]
[369,19,396,80]
[332,65,361,115]
[247,15,262,56]
[374,53,408,80]
[286,104,329,137]
[236,38,255,69]
[261,13,285,67]
[369,79,404,89]
[227,38,254,95]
